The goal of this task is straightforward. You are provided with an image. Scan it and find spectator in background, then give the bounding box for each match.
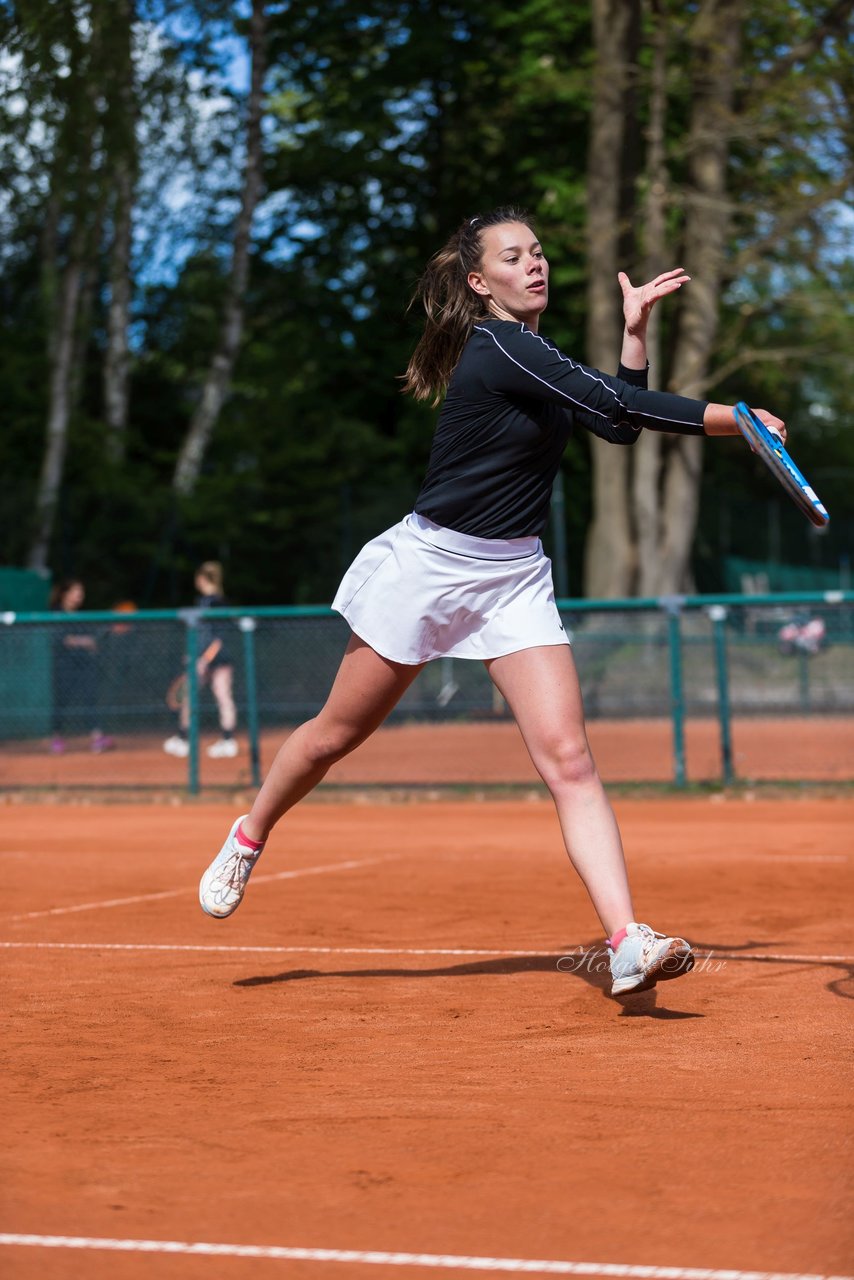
[49,578,114,754]
[163,561,239,759]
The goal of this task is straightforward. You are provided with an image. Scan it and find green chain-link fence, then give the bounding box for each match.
[1,592,851,792]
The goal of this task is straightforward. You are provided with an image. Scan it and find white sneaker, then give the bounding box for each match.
[199,816,264,918]
[609,922,694,996]
[163,735,189,757]
[207,738,238,758]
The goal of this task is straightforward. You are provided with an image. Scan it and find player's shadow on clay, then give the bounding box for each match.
[689,939,854,1001]
[234,945,703,1019]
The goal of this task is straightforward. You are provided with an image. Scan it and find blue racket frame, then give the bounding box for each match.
[733,401,829,528]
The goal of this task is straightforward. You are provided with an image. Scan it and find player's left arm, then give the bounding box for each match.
[618,268,691,372]
[618,269,787,446]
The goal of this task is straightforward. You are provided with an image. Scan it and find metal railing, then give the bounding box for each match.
[1,591,851,792]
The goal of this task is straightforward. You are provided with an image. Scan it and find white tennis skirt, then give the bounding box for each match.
[331,512,569,665]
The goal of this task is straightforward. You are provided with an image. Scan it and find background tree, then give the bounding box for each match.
[172,0,267,496]
[0,0,850,605]
[8,1,114,571]
[583,0,641,599]
[583,0,852,597]
[103,0,137,466]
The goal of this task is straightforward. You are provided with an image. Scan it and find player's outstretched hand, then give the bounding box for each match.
[618,268,691,337]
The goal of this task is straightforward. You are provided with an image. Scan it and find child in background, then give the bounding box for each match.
[163,561,239,759]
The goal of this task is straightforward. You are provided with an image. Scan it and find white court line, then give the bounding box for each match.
[771,855,848,863]
[1,941,852,965]
[2,941,543,957]
[9,855,396,921]
[707,853,849,864]
[0,1235,849,1279]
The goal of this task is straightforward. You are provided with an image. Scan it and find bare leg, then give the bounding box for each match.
[485,644,633,937]
[210,665,237,733]
[243,636,424,841]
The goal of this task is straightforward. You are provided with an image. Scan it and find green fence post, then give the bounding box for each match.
[437,657,459,708]
[239,616,262,788]
[709,604,734,786]
[662,598,687,787]
[798,649,811,712]
[184,615,200,796]
[550,470,569,597]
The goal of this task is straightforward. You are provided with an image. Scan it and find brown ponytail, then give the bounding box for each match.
[402,206,535,405]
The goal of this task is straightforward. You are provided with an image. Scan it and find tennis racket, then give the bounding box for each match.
[164,640,223,710]
[733,402,829,528]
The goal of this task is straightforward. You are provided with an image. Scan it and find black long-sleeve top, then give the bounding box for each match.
[414,317,708,538]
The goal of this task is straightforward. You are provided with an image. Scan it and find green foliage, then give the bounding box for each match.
[0,0,850,603]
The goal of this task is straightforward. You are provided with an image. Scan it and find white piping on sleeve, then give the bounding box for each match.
[473,324,702,431]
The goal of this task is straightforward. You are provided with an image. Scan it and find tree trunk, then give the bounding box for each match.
[27,224,88,572]
[40,189,61,371]
[104,160,134,464]
[632,0,667,597]
[657,0,743,595]
[69,251,97,411]
[27,4,112,571]
[582,0,641,599]
[103,0,137,465]
[586,0,744,599]
[35,183,109,571]
[172,0,267,497]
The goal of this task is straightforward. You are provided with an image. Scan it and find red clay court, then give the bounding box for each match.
[3,792,853,1279]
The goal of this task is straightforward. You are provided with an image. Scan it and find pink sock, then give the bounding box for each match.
[608,925,629,951]
[236,821,265,852]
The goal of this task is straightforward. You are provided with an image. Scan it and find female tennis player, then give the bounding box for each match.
[199,207,785,998]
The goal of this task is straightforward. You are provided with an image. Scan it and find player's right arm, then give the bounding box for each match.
[703,403,786,443]
[475,321,707,438]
